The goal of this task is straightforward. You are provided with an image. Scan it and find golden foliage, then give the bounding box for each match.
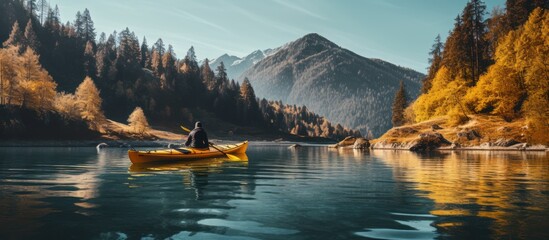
[464,8,548,143]
[127,106,149,134]
[75,76,105,129]
[0,47,56,110]
[54,92,79,119]
[413,67,470,122]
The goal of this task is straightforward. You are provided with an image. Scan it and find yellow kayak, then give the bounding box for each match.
[128,141,248,164]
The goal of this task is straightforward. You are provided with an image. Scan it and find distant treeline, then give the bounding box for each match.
[0,0,359,140]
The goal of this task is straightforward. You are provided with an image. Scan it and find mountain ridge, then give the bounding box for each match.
[238,33,425,135]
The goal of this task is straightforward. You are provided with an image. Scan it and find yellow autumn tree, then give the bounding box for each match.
[413,66,470,122]
[75,76,105,130]
[0,46,19,105]
[465,8,548,142]
[54,92,80,119]
[127,106,149,134]
[15,47,56,111]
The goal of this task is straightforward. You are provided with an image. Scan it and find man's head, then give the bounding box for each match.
[195,121,202,128]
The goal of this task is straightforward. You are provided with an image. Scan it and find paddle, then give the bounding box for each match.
[180,125,240,160]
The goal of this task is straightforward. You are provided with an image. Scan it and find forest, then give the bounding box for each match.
[0,0,359,140]
[391,0,548,144]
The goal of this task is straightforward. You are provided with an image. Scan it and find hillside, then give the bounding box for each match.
[239,33,425,136]
[372,114,547,151]
[210,48,278,80]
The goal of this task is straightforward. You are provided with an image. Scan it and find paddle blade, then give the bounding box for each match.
[180,125,192,133]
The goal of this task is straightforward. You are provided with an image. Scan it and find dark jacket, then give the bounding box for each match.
[185,127,209,148]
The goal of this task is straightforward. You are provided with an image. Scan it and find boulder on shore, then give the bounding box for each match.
[330,136,370,149]
[409,132,451,152]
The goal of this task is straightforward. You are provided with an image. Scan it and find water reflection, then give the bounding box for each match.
[371,150,549,239]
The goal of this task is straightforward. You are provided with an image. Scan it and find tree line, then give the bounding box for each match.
[392,0,548,144]
[0,0,358,140]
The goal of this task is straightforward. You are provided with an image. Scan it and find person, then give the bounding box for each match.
[185,121,209,149]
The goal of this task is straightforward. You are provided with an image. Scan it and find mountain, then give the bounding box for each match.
[239,33,425,136]
[210,48,279,80]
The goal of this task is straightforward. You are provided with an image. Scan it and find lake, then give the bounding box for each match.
[1,143,548,239]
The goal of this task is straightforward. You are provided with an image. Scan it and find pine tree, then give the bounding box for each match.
[162,44,176,88]
[151,38,165,75]
[83,41,96,77]
[240,77,260,122]
[23,20,39,52]
[26,0,37,18]
[74,11,84,39]
[140,37,150,68]
[37,0,49,25]
[81,9,96,43]
[200,58,216,91]
[422,34,443,93]
[128,106,150,134]
[392,81,407,127]
[3,21,24,48]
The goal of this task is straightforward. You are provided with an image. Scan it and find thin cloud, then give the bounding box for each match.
[271,0,326,20]
[170,8,230,34]
[230,4,307,36]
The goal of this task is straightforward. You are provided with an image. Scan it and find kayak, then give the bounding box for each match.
[128,141,248,164]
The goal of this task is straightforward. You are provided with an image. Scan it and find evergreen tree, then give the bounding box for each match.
[240,77,260,122]
[23,19,39,52]
[37,0,49,25]
[116,28,140,70]
[74,11,84,39]
[83,41,96,77]
[200,58,216,91]
[151,38,165,75]
[140,37,150,68]
[422,34,443,93]
[81,8,96,43]
[161,44,176,88]
[392,81,407,127]
[26,0,37,18]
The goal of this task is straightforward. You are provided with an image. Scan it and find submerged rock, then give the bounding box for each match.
[288,144,302,149]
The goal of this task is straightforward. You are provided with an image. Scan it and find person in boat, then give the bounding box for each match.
[185,121,209,149]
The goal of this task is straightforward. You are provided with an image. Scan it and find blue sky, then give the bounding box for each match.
[51,0,505,73]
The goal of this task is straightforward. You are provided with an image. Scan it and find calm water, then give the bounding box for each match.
[0,143,548,240]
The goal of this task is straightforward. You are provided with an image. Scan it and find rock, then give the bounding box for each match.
[457,129,481,140]
[493,138,519,147]
[334,136,357,148]
[352,138,370,149]
[480,142,492,148]
[288,144,301,149]
[450,142,461,149]
[410,132,451,152]
[510,143,528,150]
[431,124,443,130]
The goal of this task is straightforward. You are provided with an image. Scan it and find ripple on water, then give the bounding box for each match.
[197,218,299,235]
